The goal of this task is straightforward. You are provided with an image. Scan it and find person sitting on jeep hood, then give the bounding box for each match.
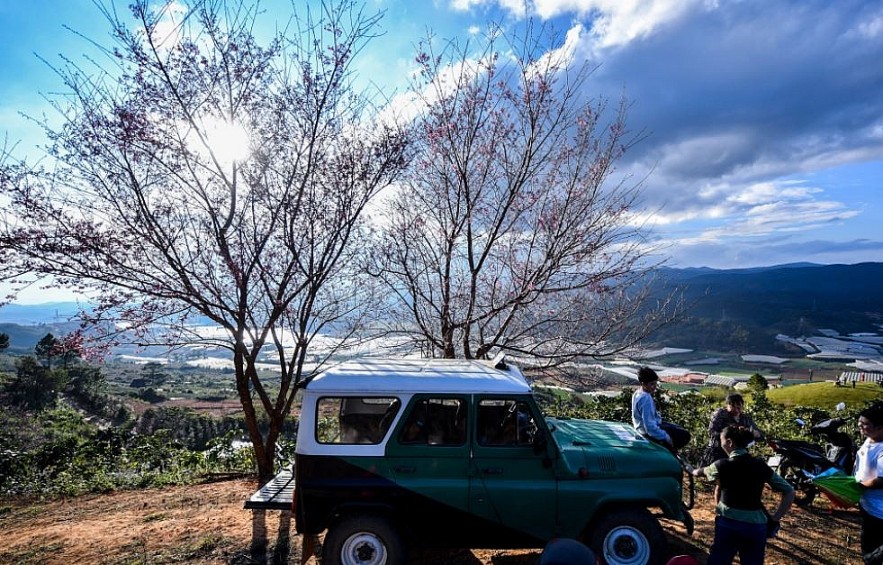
[631,366,690,453]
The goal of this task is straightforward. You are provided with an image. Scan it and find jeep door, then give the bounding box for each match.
[469,397,557,543]
[385,396,471,541]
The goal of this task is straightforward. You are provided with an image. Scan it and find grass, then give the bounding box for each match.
[767,381,883,409]
[173,533,226,559]
[142,512,170,523]
[0,542,65,563]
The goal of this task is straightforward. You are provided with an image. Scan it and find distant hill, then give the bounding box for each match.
[0,322,82,353]
[648,262,883,354]
[0,302,85,352]
[0,302,83,324]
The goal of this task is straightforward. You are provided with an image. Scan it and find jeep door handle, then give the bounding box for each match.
[482,467,503,475]
[394,466,416,473]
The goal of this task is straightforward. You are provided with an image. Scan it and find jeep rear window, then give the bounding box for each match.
[316,397,400,445]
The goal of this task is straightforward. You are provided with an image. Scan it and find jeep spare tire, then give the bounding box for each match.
[322,514,406,565]
[589,507,666,565]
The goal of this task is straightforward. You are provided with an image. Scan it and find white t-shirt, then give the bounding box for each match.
[855,438,883,518]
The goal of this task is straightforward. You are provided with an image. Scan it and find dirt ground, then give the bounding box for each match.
[0,477,865,564]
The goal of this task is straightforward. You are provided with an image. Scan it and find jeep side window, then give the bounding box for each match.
[477,399,537,446]
[399,398,466,446]
[315,396,400,444]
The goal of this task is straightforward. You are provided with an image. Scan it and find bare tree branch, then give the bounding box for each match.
[371,22,679,367]
[0,0,407,480]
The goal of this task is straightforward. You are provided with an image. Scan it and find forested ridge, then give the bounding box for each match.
[647,262,883,353]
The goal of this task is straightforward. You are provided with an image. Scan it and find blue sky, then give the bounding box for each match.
[2,0,883,303]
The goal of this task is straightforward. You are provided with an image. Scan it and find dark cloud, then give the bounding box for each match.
[584,0,883,205]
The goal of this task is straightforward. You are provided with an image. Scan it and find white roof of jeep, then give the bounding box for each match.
[305,357,531,395]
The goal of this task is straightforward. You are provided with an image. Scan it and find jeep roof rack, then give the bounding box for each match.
[305,357,530,395]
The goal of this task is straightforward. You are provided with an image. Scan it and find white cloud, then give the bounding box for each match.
[449,0,702,48]
[452,0,528,18]
[642,177,858,242]
[526,23,583,77]
[855,13,883,39]
[725,181,821,207]
[149,1,188,51]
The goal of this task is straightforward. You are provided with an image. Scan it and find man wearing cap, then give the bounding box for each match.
[632,366,690,453]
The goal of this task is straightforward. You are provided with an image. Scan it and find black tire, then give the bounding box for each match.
[589,507,667,565]
[778,458,817,507]
[322,514,406,565]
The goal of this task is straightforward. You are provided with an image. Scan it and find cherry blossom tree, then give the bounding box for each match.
[372,24,677,371]
[0,0,407,481]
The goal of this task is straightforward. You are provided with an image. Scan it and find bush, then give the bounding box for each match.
[747,373,769,393]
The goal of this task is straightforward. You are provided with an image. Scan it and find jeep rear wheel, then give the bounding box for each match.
[322,515,405,565]
[589,508,666,565]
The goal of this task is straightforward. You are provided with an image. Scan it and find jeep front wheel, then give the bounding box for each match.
[589,508,666,565]
[322,515,405,565]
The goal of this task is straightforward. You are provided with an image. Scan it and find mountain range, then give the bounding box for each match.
[647,262,883,353]
[1,262,881,355]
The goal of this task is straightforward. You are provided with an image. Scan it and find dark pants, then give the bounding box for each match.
[707,516,767,565]
[861,507,883,564]
[661,421,692,451]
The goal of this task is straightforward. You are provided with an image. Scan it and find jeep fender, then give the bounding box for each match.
[582,498,691,537]
[297,498,398,537]
[326,502,399,531]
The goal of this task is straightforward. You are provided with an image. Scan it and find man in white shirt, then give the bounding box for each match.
[631,366,690,453]
[855,404,883,564]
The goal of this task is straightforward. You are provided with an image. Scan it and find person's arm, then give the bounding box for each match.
[691,460,720,481]
[859,477,883,489]
[708,409,727,439]
[768,472,795,521]
[636,394,671,443]
[744,413,765,440]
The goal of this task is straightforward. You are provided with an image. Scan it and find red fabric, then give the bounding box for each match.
[666,556,701,565]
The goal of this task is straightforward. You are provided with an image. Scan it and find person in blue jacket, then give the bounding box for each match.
[631,366,690,452]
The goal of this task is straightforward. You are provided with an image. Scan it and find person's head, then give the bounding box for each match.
[725,393,745,416]
[403,418,425,442]
[719,424,753,453]
[638,366,659,392]
[859,404,883,442]
[539,538,597,565]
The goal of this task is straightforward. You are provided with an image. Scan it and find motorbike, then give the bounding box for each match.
[766,417,857,507]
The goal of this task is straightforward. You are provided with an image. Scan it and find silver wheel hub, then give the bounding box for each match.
[340,531,387,565]
[603,526,650,565]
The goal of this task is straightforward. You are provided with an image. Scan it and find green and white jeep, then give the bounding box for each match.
[293,357,691,565]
